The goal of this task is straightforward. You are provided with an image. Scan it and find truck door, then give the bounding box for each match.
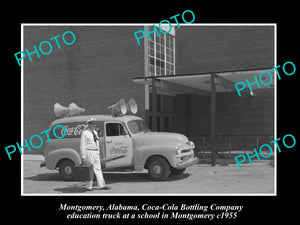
[104,122,133,168]
[95,122,106,168]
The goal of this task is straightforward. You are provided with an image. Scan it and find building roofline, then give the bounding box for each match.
[132,67,273,81]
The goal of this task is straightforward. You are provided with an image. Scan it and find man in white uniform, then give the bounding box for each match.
[80,118,109,191]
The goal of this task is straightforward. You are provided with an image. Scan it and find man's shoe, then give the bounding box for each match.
[86,187,93,191]
[100,186,110,190]
[93,186,110,190]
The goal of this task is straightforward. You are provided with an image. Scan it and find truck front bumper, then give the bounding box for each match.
[175,157,199,169]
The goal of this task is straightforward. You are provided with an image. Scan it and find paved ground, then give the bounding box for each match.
[22,155,275,195]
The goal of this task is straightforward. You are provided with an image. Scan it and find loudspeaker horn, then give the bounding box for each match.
[54,103,70,118]
[68,103,85,116]
[127,98,138,114]
[108,99,127,115]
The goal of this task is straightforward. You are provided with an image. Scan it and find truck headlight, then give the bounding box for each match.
[188,141,195,149]
[176,144,183,154]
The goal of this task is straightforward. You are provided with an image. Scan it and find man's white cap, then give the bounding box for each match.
[86,117,96,124]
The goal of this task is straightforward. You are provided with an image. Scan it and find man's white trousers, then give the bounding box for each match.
[85,150,106,188]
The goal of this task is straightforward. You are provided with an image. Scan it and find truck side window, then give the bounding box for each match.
[106,123,127,136]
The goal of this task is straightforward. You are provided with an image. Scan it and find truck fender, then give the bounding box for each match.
[134,145,177,171]
[46,148,81,170]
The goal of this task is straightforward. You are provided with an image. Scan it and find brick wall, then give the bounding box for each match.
[176,26,274,74]
[176,88,274,137]
[215,88,274,135]
[23,26,145,153]
[174,25,274,149]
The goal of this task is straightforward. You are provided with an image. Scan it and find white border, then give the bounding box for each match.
[21,23,277,196]
[274,24,277,196]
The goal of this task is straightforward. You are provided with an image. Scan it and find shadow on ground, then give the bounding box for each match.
[25,171,190,193]
[54,184,89,193]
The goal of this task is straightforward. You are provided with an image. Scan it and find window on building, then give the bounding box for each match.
[146,26,175,77]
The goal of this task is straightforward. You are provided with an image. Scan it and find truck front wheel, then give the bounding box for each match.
[147,156,170,181]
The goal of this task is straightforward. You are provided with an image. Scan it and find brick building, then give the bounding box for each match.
[24,25,146,154]
[173,26,274,136]
[23,24,274,154]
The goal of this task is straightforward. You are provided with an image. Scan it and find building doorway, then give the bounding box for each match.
[146,93,176,132]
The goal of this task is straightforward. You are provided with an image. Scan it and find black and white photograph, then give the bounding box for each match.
[21,24,276,195]
[1,6,298,225]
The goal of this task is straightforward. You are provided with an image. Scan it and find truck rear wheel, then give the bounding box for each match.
[147,156,170,181]
[58,159,75,181]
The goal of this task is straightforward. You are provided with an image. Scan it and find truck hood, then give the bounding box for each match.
[133,132,189,147]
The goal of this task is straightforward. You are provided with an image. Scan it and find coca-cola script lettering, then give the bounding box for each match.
[110,146,128,155]
[61,124,86,137]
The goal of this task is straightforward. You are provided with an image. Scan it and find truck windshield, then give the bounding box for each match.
[127,120,151,134]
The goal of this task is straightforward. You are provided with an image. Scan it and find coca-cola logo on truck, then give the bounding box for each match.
[49,123,87,139]
[51,121,103,139]
[61,124,86,137]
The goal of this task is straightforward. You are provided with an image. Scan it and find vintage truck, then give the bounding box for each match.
[41,114,199,181]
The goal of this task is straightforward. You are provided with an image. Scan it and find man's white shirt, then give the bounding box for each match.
[80,129,99,159]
